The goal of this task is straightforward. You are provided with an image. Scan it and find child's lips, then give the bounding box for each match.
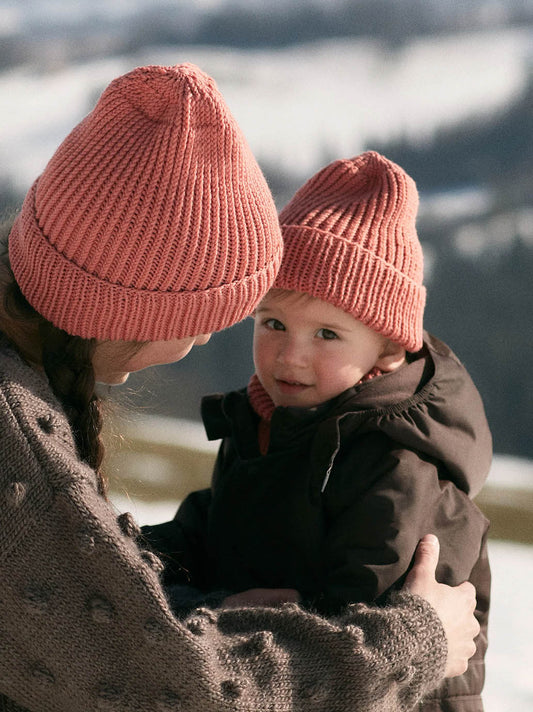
[275,378,309,394]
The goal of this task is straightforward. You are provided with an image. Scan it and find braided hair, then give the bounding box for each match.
[0,230,107,495]
[40,321,106,493]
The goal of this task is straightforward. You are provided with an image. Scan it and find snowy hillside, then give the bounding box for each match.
[1,27,531,190]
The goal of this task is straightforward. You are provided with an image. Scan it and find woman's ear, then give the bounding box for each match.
[376,339,406,373]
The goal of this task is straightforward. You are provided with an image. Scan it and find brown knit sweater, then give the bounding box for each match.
[0,341,447,712]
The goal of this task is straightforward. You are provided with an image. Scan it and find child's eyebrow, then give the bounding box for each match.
[319,321,350,333]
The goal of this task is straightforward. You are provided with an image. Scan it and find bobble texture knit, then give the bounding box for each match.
[276,151,426,351]
[0,339,449,711]
[9,64,282,341]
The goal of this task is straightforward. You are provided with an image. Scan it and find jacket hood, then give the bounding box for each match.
[330,332,492,497]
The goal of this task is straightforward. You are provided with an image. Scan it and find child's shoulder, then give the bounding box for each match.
[423,331,466,370]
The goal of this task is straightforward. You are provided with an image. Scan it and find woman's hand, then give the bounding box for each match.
[221,587,301,608]
[404,534,479,678]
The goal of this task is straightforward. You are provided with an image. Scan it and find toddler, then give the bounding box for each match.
[143,151,491,712]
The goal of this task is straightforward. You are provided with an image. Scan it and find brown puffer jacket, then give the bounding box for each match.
[146,333,492,712]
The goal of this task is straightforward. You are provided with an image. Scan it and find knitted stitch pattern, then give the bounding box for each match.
[276,151,426,351]
[9,64,282,341]
[0,341,448,711]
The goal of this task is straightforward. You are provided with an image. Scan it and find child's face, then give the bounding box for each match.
[253,290,393,409]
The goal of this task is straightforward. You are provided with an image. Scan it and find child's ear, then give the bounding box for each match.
[376,339,406,373]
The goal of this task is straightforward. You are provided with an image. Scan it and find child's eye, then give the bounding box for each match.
[317,328,338,340]
[265,318,285,331]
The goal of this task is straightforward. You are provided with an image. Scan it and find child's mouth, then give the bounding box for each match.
[276,378,309,394]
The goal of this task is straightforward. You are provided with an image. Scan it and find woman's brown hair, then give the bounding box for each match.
[0,218,107,495]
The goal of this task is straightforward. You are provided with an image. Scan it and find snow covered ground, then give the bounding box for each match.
[484,540,533,711]
[111,449,533,712]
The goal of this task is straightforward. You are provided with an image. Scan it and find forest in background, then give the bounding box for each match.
[0,0,531,459]
[1,0,532,69]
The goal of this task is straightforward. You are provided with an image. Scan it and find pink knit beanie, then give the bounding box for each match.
[9,63,282,341]
[275,151,426,352]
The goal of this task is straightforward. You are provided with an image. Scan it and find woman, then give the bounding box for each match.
[0,62,478,712]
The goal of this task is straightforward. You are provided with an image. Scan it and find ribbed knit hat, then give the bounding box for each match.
[275,151,426,351]
[9,63,282,341]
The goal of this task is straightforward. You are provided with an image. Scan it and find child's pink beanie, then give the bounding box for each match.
[9,63,282,341]
[275,151,426,352]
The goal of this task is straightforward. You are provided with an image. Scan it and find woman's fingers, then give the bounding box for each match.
[404,535,479,678]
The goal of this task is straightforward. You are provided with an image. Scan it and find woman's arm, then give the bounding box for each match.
[0,478,449,712]
[0,383,468,712]
[0,476,450,711]
[217,536,479,680]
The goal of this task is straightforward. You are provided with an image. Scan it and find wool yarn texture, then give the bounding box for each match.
[9,63,282,341]
[275,151,426,352]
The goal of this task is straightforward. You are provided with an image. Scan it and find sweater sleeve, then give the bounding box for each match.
[0,481,448,712]
[0,386,447,712]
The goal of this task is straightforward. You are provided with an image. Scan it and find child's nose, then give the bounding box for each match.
[277,338,307,366]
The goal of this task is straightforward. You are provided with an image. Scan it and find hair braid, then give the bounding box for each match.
[0,247,107,496]
[40,323,107,496]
